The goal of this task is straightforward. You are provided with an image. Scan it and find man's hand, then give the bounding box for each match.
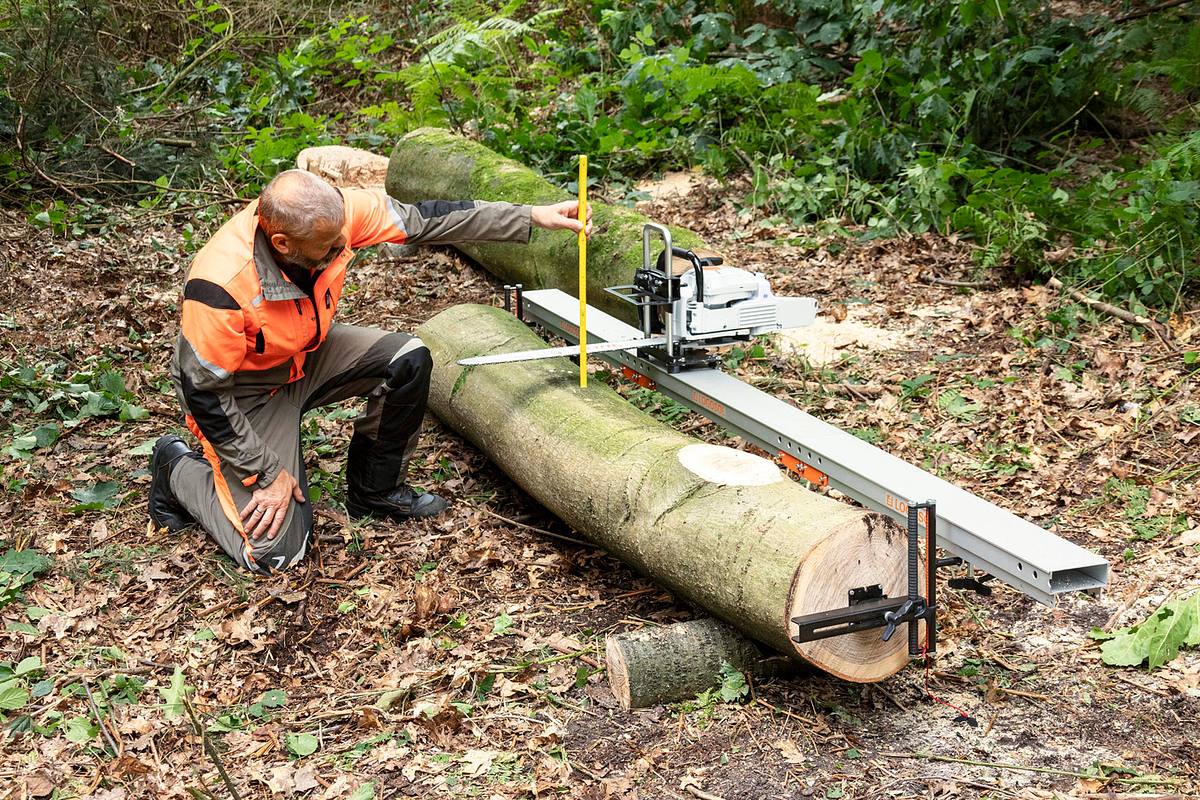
[531,200,593,235]
[240,468,305,540]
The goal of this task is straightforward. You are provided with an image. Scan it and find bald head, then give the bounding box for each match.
[258,170,347,271]
[258,169,345,239]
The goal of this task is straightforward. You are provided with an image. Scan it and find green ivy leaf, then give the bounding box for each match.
[492,611,514,635]
[158,666,192,719]
[286,732,319,757]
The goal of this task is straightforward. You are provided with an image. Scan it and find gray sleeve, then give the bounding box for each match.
[389,198,532,246]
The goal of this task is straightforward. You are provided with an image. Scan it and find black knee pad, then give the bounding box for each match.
[384,344,432,390]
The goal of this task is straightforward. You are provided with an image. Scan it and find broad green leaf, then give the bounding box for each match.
[15,656,41,676]
[347,783,376,800]
[0,679,30,710]
[260,689,287,708]
[1098,593,1200,669]
[69,481,122,513]
[127,438,157,456]
[492,611,514,635]
[158,667,192,719]
[286,732,319,757]
[63,715,98,744]
[937,389,980,420]
[0,549,51,576]
[70,481,121,504]
[1183,594,1200,647]
[119,402,149,422]
[859,49,882,72]
[97,371,126,397]
[32,423,60,449]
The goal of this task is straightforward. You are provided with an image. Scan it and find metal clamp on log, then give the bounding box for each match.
[791,501,942,658]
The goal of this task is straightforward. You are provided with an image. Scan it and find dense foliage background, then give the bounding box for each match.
[1,0,1197,309]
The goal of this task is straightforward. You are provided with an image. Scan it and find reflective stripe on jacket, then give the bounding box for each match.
[170,188,531,488]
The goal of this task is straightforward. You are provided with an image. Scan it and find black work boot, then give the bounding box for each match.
[346,485,449,521]
[148,435,199,533]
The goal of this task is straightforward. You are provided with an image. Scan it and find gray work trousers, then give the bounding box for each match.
[170,324,431,574]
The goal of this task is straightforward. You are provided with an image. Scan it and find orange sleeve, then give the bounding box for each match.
[343,188,408,249]
[181,294,246,383]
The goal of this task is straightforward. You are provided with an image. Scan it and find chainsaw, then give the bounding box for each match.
[457,224,817,372]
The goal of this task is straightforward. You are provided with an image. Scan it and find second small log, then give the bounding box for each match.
[606,618,793,710]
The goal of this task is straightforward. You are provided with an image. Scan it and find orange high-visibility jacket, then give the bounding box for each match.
[170,188,530,490]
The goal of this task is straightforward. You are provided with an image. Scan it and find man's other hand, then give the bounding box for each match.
[531,200,593,235]
[241,468,306,540]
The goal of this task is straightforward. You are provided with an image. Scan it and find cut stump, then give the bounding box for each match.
[606,618,794,710]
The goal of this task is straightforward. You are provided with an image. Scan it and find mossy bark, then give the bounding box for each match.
[388,127,706,322]
[416,304,916,682]
[605,618,794,710]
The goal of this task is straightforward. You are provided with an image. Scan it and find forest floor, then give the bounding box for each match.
[0,174,1198,800]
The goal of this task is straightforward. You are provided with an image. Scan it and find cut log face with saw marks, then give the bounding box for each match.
[418,303,920,683]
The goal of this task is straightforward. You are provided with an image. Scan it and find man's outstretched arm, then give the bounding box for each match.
[341,189,591,249]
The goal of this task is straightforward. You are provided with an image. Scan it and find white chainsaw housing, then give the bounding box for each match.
[673,266,817,342]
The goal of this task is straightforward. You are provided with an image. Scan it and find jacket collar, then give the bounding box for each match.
[253,226,308,302]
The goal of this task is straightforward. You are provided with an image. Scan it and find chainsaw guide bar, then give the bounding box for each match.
[457,336,667,366]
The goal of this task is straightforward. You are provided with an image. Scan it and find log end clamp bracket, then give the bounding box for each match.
[789,500,989,659]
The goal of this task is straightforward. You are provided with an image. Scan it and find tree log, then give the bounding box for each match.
[387,127,707,322]
[297,145,389,188]
[415,304,921,682]
[606,618,794,710]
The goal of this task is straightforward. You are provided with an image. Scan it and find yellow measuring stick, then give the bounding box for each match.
[577,154,588,388]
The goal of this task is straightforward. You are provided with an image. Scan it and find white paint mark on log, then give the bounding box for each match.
[677,444,783,486]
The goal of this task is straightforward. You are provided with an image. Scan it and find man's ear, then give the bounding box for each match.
[270,232,292,254]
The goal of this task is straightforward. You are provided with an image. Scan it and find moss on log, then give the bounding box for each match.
[387,127,706,322]
[416,304,921,682]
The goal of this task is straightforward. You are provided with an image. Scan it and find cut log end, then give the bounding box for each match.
[677,444,784,487]
[786,513,924,682]
[605,636,635,711]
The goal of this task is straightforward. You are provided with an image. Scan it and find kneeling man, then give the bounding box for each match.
[148,169,587,574]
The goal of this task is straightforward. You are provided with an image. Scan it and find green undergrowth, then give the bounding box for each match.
[2,0,1197,307]
[1092,591,1200,670]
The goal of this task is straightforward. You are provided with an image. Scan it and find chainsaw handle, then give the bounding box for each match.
[671,246,705,303]
[642,223,674,302]
[642,223,705,303]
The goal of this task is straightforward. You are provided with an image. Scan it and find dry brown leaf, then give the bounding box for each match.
[413,583,438,621]
[772,738,807,766]
[24,775,55,798]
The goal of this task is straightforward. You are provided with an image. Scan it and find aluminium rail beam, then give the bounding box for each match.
[516,288,1108,606]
